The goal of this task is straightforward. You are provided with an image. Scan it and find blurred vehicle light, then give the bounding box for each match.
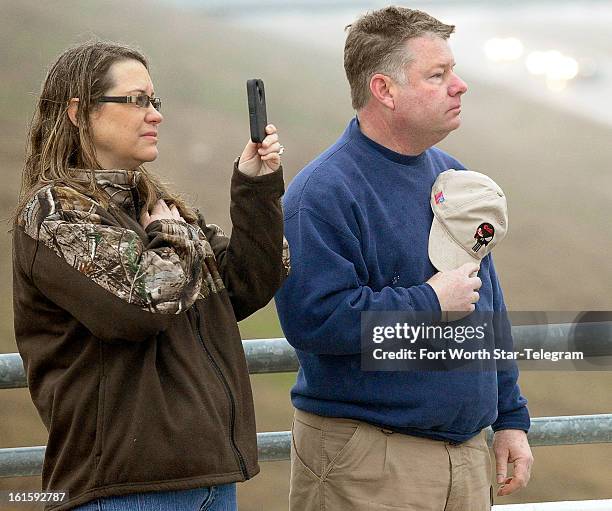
[546,78,568,92]
[526,51,550,75]
[526,49,580,91]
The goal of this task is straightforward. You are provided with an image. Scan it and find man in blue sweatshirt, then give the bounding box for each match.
[275,6,533,511]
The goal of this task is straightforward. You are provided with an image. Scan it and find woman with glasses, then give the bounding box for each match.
[12,40,289,511]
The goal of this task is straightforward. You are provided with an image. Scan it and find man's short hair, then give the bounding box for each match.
[344,6,455,110]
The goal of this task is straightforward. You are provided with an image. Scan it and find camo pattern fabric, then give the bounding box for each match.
[20,182,225,314]
[275,199,291,278]
[281,236,290,276]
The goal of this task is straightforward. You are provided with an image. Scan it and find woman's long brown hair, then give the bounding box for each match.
[12,40,197,225]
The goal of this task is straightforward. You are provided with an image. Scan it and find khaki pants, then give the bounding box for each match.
[290,408,492,511]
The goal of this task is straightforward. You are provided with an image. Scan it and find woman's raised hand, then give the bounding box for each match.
[238,124,283,177]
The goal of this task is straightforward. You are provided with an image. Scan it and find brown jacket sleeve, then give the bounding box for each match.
[198,162,290,321]
[13,227,173,342]
[13,184,211,341]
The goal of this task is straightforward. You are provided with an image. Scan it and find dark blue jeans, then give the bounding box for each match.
[71,483,237,511]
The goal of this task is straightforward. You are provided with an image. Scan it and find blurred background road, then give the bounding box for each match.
[1,1,611,509]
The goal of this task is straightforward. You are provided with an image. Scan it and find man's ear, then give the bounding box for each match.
[67,98,79,127]
[369,74,396,110]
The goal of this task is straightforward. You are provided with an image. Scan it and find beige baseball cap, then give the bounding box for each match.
[429,169,508,272]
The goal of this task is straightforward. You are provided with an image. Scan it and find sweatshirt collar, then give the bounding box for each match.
[350,116,427,166]
[68,168,141,212]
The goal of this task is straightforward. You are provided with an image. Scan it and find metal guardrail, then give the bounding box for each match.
[3,322,612,387]
[0,353,26,390]
[2,414,612,477]
[0,432,291,478]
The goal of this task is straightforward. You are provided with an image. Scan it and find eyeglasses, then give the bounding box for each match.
[99,95,162,112]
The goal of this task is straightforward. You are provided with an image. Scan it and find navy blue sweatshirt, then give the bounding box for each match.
[275,118,530,443]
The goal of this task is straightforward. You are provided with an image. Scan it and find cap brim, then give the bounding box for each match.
[428,216,479,272]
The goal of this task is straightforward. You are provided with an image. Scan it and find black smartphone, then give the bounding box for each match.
[247,79,268,143]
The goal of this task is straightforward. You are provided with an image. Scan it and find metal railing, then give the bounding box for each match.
[2,412,612,478]
[2,322,612,509]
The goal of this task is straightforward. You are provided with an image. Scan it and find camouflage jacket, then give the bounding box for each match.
[12,163,289,510]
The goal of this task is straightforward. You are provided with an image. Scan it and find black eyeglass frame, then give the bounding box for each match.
[99,95,162,111]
